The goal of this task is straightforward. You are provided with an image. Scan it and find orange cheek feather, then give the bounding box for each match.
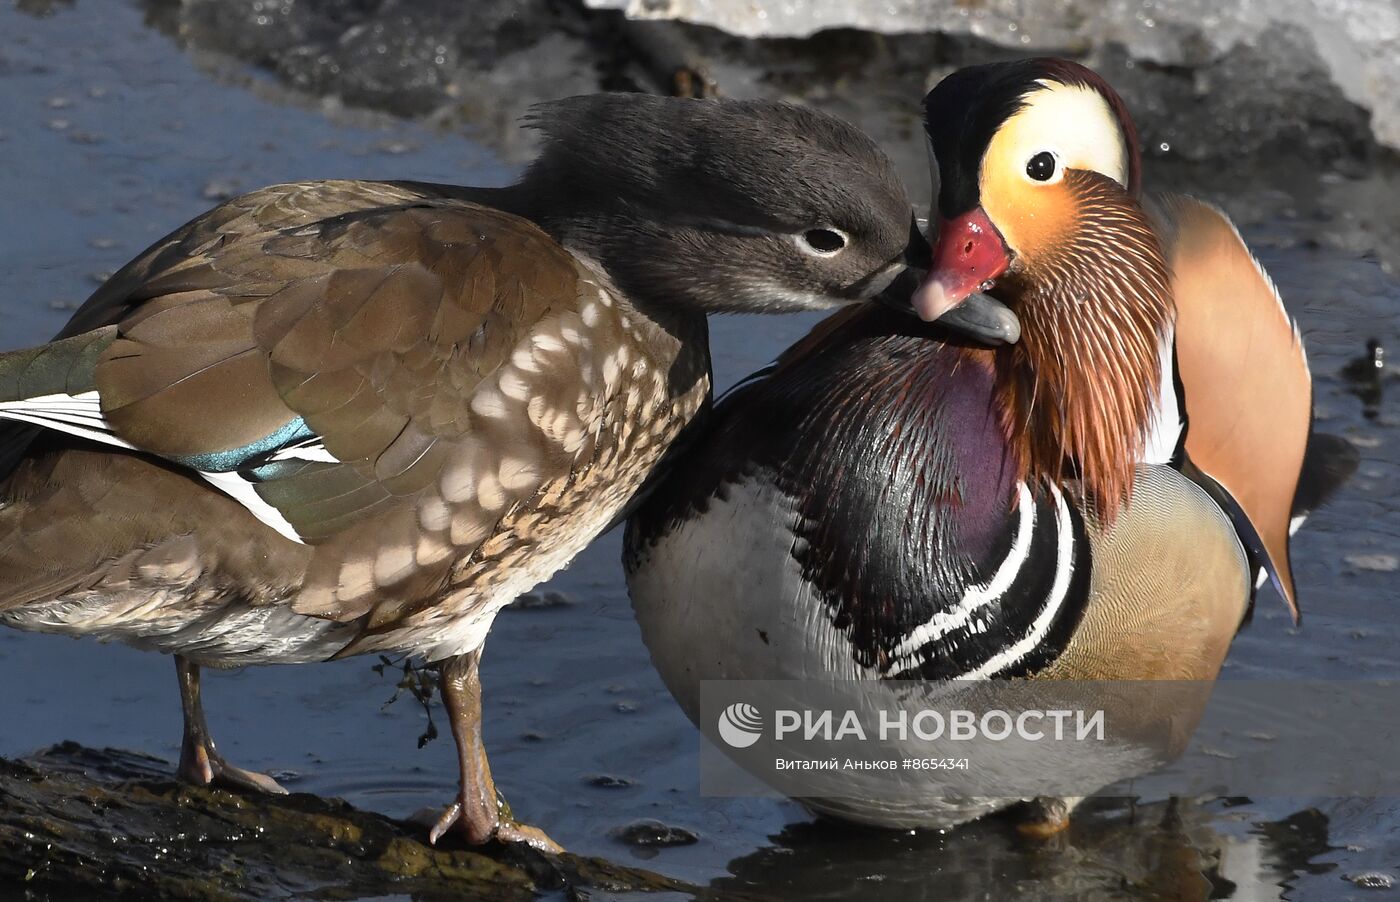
[979,169,1078,270]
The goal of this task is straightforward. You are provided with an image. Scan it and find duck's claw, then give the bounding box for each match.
[428,794,562,853]
[496,820,563,854]
[178,737,288,795]
[428,800,464,846]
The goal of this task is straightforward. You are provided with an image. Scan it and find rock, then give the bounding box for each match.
[1347,871,1396,889]
[0,742,695,901]
[612,819,700,847]
[586,0,1400,154]
[1345,553,1400,572]
[152,0,572,127]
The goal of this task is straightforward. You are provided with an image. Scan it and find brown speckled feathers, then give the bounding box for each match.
[1,180,710,653]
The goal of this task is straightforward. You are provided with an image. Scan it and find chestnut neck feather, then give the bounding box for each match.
[994,171,1173,521]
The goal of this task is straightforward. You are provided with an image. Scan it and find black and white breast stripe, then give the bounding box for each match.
[881,481,1091,682]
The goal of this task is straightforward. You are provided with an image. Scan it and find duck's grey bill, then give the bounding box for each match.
[936,293,1021,345]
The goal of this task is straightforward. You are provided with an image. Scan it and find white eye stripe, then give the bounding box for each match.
[993,82,1128,188]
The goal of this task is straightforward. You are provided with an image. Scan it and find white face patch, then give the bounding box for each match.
[990,81,1128,189]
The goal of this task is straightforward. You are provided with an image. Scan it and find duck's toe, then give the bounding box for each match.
[427,799,467,845]
[210,760,291,795]
[494,820,564,854]
[178,740,289,795]
[426,793,562,853]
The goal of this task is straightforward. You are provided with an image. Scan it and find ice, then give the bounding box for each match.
[587,0,1400,152]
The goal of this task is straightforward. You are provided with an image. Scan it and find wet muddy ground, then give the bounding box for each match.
[1,2,1398,900]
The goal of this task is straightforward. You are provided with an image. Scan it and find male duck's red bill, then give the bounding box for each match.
[911,207,1011,322]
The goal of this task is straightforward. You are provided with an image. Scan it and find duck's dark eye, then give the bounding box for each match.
[1026,151,1057,182]
[801,229,847,254]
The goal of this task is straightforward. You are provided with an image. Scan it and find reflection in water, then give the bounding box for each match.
[1255,808,1337,884]
[712,797,1333,901]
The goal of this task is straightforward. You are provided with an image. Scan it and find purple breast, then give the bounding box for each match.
[626,306,1031,673]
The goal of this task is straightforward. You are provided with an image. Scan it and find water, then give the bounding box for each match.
[0,3,1398,899]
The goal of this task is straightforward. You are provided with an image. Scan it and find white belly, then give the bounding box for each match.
[1,590,354,667]
[3,487,621,667]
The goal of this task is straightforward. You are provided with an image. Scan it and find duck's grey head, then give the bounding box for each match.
[515,93,923,315]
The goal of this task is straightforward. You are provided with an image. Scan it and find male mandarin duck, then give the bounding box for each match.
[624,60,1356,832]
[0,94,935,849]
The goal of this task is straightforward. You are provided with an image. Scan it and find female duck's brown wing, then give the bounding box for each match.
[56,180,436,337]
[2,192,617,627]
[0,181,438,477]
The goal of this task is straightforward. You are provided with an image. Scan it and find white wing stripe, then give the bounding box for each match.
[0,391,133,452]
[196,472,306,544]
[1143,325,1182,465]
[0,391,308,545]
[268,442,338,464]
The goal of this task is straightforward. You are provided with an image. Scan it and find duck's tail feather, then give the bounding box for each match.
[0,327,121,480]
[0,327,115,404]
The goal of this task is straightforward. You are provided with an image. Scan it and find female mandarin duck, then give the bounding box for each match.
[625,60,1355,833]
[0,94,933,849]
